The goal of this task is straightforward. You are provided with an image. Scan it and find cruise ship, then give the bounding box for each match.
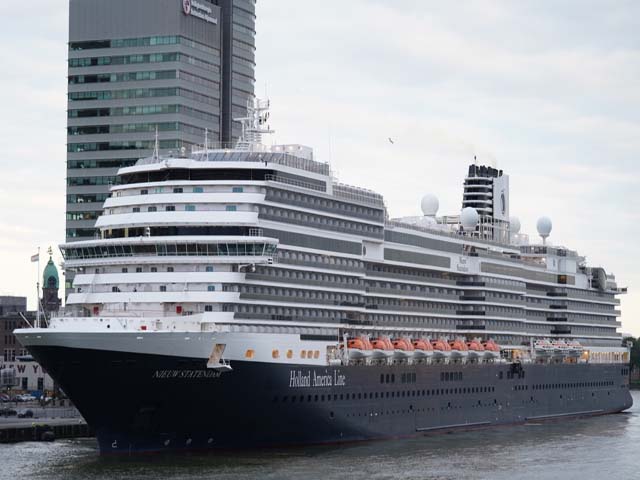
[16,99,632,454]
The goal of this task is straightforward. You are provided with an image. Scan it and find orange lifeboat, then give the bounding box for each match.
[412,338,434,359]
[341,336,373,359]
[482,339,500,360]
[467,338,485,360]
[370,337,394,359]
[431,338,451,360]
[449,338,469,360]
[392,338,415,359]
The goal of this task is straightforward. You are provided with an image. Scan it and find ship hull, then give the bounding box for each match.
[26,344,632,454]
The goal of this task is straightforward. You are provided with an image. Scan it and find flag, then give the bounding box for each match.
[30,253,39,263]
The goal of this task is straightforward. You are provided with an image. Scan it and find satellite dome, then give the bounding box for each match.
[536,216,553,239]
[460,207,479,231]
[421,194,439,217]
[509,216,521,235]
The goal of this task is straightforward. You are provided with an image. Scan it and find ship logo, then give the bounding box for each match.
[183,0,192,15]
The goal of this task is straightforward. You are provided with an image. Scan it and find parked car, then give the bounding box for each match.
[15,394,36,402]
[17,409,34,418]
[0,393,10,402]
[0,407,17,417]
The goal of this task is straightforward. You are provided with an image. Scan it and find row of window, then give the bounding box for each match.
[273,385,496,404]
[69,52,219,72]
[68,87,218,106]
[62,242,277,260]
[69,69,176,85]
[127,205,237,213]
[68,122,206,137]
[69,35,218,56]
[69,104,218,124]
[68,140,193,154]
[68,159,137,170]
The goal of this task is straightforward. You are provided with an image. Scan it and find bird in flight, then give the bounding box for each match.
[388,137,395,144]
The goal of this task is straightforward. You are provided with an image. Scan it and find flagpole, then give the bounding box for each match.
[36,246,40,329]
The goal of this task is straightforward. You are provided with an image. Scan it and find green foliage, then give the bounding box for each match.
[622,337,640,368]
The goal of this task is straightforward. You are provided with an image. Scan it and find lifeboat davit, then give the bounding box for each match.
[431,338,451,361]
[449,338,469,361]
[412,338,434,359]
[370,337,394,359]
[482,339,501,360]
[392,338,415,359]
[466,338,485,360]
[343,336,373,360]
[534,339,554,355]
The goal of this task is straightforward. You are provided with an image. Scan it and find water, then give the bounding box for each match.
[2,392,639,480]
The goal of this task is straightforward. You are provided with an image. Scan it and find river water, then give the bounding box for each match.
[2,391,638,480]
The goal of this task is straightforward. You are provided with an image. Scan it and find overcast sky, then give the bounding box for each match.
[0,1,639,335]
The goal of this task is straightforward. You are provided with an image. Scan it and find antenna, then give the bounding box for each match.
[152,126,159,161]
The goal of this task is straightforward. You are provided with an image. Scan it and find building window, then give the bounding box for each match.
[185,205,196,212]
[226,206,237,212]
[232,187,244,193]
[166,206,176,211]
[159,285,167,292]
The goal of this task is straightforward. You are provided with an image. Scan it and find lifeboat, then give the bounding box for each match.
[466,338,485,361]
[534,339,554,355]
[412,338,434,359]
[431,338,451,361]
[392,337,415,359]
[482,339,501,360]
[342,336,373,360]
[551,339,569,356]
[370,337,394,359]
[449,338,469,361]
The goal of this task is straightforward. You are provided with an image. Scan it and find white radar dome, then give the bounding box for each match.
[460,207,479,232]
[421,194,439,217]
[509,216,521,235]
[536,216,553,239]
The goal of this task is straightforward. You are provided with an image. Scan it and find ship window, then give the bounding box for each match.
[186,205,196,211]
[206,266,214,272]
[141,189,148,195]
[207,286,215,292]
[173,187,183,193]
[193,187,204,193]
[232,187,244,193]
[148,206,157,212]
[122,268,128,273]
[166,206,175,211]
[159,285,167,292]
[204,305,213,312]
[151,267,157,272]
[133,207,140,213]
[167,267,174,272]
[226,205,237,212]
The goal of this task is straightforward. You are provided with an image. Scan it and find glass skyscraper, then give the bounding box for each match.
[66,0,256,241]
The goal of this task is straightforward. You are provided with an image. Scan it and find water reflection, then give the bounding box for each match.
[2,392,637,480]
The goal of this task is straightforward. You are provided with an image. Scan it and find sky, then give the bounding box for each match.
[0,1,639,335]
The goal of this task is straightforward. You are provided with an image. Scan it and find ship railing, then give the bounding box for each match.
[264,174,326,192]
[386,219,513,248]
[332,183,386,208]
[136,148,331,176]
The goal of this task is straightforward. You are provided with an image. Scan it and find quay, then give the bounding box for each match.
[0,418,93,443]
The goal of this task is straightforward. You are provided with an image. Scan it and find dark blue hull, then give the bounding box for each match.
[27,346,633,454]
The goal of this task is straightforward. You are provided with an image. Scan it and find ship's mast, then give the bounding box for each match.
[234,97,274,151]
